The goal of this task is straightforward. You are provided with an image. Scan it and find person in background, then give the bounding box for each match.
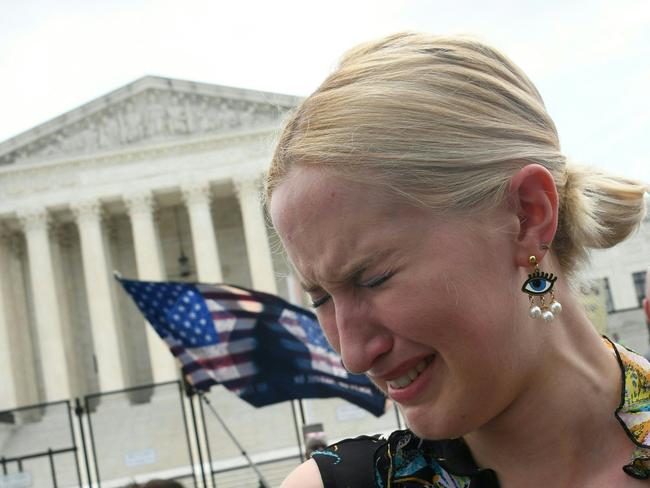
[266,32,649,487]
[305,435,329,459]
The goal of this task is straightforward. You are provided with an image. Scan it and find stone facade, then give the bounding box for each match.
[0,76,304,410]
[583,211,650,353]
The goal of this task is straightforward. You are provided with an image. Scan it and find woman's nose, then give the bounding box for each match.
[334,299,392,374]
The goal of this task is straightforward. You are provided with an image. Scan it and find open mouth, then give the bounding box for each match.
[387,355,434,390]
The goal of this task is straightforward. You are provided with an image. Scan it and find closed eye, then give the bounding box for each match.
[311,294,331,309]
[360,273,392,288]
[311,273,392,308]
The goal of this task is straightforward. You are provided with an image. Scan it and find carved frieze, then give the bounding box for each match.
[0,163,78,199]
[0,88,291,166]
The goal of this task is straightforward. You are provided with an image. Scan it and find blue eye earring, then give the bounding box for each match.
[522,254,562,322]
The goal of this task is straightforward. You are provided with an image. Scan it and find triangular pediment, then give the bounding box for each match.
[0,76,301,166]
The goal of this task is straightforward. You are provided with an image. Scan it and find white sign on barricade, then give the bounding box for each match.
[0,472,32,488]
[124,448,157,468]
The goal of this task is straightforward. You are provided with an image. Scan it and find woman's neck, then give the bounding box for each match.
[463,294,628,487]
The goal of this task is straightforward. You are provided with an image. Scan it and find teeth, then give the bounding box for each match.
[393,376,411,388]
[388,356,433,390]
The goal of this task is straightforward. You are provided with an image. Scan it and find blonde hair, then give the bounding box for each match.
[266,32,648,274]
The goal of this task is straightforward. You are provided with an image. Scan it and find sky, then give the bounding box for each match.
[0,0,648,183]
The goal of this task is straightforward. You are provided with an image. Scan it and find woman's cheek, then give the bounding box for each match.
[367,375,388,395]
[317,315,341,353]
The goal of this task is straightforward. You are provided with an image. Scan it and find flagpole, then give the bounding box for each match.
[297,400,306,425]
[286,273,309,463]
[290,400,305,463]
[286,274,310,426]
[199,392,271,488]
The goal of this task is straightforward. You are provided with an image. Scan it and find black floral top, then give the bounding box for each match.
[312,338,650,487]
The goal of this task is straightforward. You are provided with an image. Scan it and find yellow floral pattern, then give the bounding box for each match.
[604,337,650,479]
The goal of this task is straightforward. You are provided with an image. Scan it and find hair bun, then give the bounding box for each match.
[554,164,648,272]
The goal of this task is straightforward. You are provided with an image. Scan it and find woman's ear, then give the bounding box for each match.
[508,164,559,266]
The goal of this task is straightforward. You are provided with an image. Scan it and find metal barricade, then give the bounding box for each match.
[0,380,401,487]
[0,400,82,487]
[83,381,196,487]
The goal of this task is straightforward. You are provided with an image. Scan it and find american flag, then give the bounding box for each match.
[117,276,386,416]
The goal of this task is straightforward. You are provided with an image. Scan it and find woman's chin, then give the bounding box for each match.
[408,424,450,441]
[403,411,466,440]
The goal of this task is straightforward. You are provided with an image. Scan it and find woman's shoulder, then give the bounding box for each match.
[280,459,323,488]
[285,430,477,488]
[311,434,387,487]
[281,434,385,488]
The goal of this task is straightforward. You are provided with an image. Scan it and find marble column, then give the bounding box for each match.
[72,199,126,392]
[0,233,18,409]
[234,176,277,293]
[49,224,82,397]
[18,208,72,402]
[124,191,178,383]
[2,232,40,408]
[181,181,223,283]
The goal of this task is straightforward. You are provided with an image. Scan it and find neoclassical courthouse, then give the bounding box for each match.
[0,77,406,486]
[0,76,307,410]
[0,76,647,485]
